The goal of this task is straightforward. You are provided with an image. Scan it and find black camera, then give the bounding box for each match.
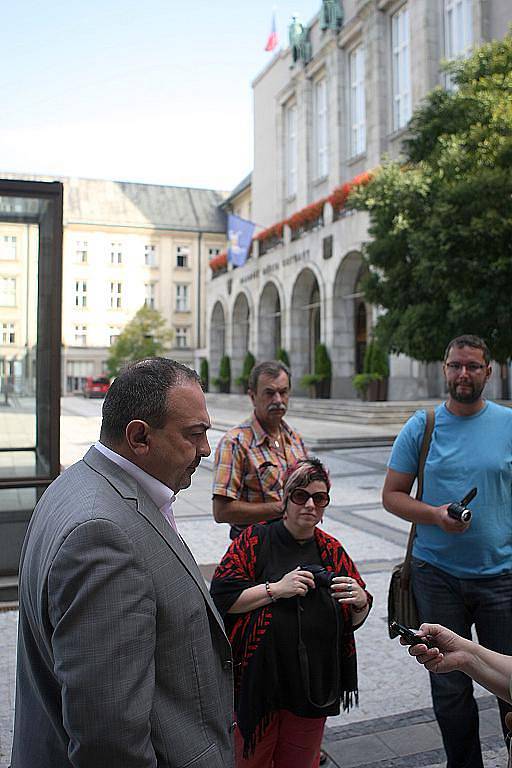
[447,487,477,523]
[301,564,334,588]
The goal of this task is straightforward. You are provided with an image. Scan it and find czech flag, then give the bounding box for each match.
[265,11,278,52]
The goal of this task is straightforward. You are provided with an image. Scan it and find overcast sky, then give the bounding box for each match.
[1,0,319,192]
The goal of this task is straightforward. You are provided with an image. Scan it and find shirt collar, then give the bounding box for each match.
[250,414,292,447]
[94,441,176,511]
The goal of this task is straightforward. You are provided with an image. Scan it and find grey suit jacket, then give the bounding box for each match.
[11,447,234,768]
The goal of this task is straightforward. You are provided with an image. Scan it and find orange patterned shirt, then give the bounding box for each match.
[212,415,307,506]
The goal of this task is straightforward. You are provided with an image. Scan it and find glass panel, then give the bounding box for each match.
[0,220,38,450]
[0,485,38,515]
[0,450,37,480]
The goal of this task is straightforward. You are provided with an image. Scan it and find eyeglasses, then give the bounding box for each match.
[445,362,487,373]
[289,489,330,508]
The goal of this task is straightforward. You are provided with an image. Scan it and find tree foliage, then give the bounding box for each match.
[106,305,173,377]
[349,34,512,364]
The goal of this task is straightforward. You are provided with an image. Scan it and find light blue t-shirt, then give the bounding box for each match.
[388,401,512,578]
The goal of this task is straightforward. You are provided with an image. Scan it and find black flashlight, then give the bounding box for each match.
[447,487,477,523]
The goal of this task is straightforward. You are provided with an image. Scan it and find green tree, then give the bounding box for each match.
[349,34,512,395]
[106,305,173,377]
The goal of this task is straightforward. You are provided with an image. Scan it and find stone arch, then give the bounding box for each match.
[232,291,251,383]
[209,300,226,381]
[331,251,370,397]
[290,268,322,388]
[258,280,283,360]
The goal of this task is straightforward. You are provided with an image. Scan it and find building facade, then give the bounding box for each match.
[0,175,226,394]
[207,0,511,399]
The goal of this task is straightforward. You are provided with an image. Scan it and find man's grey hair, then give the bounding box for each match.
[100,357,200,444]
[248,360,291,393]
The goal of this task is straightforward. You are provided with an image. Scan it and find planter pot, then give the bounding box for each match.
[316,379,331,399]
[366,378,388,401]
[378,377,388,401]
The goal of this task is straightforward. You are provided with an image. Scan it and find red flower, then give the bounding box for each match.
[210,251,228,272]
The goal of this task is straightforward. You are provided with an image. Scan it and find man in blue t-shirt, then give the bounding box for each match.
[383,334,512,768]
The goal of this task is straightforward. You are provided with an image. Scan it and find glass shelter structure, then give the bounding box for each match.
[0,179,63,599]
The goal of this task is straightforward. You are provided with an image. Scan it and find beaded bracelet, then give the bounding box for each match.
[265,581,276,603]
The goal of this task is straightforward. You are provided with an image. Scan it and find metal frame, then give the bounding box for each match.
[0,178,63,577]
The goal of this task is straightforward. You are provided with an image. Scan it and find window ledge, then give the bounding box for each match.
[387,125,410,142]
[347,151,367,166]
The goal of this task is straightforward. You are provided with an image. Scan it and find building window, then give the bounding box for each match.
[144,244,157,266]
[286,103,298,198]
[74,280,87,308]
[0,235,17,260]
[175,284,189,312]
[392,5,411,131]
[110,242,123,265]
[314,78,328,179]
[144,282,155,309]
[349,45,366,157]
[0,277,16,306]
[75,240,88,263]
[175,327,189,348]
[208,247,221,259]
[444,0,473,69]
[110,281,122,309]
[176,245,189,268]
[74,325,87,346]
[1,322,15,344]
[109,327,120,346]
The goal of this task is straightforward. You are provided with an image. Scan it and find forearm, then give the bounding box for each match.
[228,583,274,613]
[351,601,370,628]
[383,490,438,525]
[213,496,282,524]
[464,645,512,704]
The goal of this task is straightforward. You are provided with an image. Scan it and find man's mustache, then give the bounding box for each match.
[268,404,286,412]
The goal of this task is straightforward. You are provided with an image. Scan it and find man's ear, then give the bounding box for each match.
[125,420,151,456]
[248,388,256,406]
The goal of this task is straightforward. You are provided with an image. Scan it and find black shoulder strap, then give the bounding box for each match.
[402,409,435,580]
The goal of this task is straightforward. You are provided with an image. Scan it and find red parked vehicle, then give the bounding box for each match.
[83,376,110,398]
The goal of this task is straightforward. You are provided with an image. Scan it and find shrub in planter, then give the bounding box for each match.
[199,358,209,392]
[213,355,231,393]
[235,351,256,393]
[352,372,382,401]
[276,348,290,368]
[299,344,332,398]
[352,340,389,400]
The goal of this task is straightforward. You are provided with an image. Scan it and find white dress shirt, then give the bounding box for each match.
[94,441,178,532]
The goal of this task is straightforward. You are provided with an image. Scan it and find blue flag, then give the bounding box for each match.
[227,214,255,268]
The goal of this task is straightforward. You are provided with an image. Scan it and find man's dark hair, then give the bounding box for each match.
[248,360,291,393]
[100,358,200,444]
[443,335,491,365]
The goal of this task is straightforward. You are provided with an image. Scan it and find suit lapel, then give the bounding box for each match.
[83,446,227,637]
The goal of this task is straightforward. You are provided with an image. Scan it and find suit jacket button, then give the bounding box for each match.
[229,721,237,733]
[223,659,233,670]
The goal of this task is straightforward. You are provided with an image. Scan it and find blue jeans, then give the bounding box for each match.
[411,558,512,768]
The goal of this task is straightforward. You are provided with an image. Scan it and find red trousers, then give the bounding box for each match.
[234,710,326,768]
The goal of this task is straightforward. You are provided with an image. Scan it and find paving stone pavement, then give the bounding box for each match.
[0,396,508,766]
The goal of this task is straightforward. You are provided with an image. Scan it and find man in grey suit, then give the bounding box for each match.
[11,358,235,768]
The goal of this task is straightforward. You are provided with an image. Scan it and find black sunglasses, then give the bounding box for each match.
[289,489,330,508]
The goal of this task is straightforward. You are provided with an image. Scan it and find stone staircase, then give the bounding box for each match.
[205,393,443,426]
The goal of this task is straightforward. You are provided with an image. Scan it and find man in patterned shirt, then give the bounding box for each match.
[213,360,307,539]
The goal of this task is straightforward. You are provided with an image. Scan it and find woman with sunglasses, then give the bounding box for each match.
[210,458,372,768]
